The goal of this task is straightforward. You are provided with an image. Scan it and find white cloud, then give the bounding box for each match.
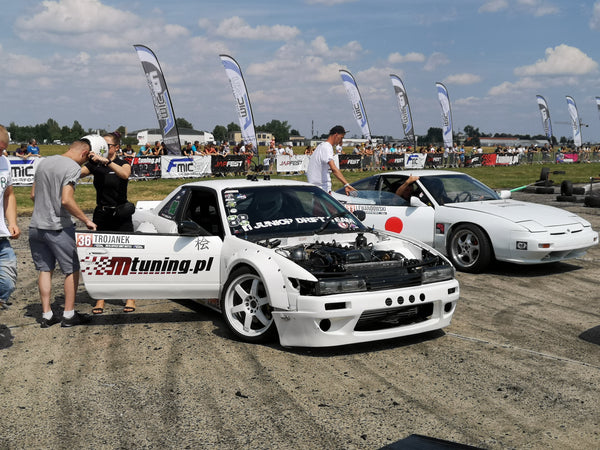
[488,77,542,96]
[514,44,598,76]
[479,0,558,16]
[591,1,600,30]
[423,52,450,72]
[0,44,49,76]
[387,52,425,64]
[443,73,482,85]
[213,16,300,41]
[15,0,188,49]
[479,0,509,13]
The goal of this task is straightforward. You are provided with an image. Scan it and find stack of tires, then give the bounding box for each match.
[556,180,585,203]
[533,168,554,194]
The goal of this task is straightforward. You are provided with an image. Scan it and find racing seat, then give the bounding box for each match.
[187,193,223,238]
[419,178,451,205]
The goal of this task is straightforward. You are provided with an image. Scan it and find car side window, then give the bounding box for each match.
[159,188,190,221]
[184,189,224,239]
[352,176,379,191]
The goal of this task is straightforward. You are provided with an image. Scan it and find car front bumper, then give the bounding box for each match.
[272,279,460,347]
[500,228,599,264]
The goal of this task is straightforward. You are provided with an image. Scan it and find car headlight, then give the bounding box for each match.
[422,265,455,284]
[317,278,367,295]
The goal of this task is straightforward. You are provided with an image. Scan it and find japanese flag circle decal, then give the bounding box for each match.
[385,217,404,233]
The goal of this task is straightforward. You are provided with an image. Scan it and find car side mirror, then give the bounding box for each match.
[499,190,511,199]
[353,210,366,221]
[410,196,427,207]
[178,220,209,236]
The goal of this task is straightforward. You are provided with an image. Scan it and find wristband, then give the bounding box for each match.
[344,183,350,187]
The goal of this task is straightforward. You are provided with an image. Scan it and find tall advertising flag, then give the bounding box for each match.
[133,44,181,155]
[566,96,582,147]
[219,54,257,151]
[435,82,453,149]
[390,74,416,149]
[595,96,600,122]
[535,95,553,142]
[339,69,372,140]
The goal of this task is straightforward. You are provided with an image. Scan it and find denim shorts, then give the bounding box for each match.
[29,227,79,274]
[0,238,17,302]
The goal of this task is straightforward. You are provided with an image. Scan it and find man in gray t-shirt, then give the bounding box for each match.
[29,139,97,328]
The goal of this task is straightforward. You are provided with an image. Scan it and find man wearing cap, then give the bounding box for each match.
[306,125,356,195]
[29,138,97,328]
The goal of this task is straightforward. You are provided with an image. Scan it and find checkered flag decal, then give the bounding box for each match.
[80,256,111,276]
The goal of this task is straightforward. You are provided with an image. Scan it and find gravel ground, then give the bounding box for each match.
[1,188,599,449]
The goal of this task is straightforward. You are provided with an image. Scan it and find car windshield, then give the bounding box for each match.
[222,185,366,239]
[420,174,500,204]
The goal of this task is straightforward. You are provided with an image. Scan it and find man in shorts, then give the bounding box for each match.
[29,137,98,328]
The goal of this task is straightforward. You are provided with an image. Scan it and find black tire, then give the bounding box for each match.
[584,195,600,208]
[447,224,492,273]
[573,187,585,195]
[535,187,554,194]
[220,267,277,343]
[556,195,578,202]
[560,180,573,196]
[539,167,550,182]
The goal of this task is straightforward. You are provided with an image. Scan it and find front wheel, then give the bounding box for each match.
[220,267,276,343]
[447,224,492,273]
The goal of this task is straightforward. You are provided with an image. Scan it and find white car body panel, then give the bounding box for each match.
[77,178,460,348]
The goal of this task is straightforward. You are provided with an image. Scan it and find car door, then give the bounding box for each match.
[77,187,223,301]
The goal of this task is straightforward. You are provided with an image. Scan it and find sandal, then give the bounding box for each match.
[123,302,136,313]
[92,307,104,315]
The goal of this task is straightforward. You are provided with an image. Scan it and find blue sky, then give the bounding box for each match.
[1,0,599,143]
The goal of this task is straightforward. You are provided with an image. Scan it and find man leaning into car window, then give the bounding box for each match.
[395,175,419,202]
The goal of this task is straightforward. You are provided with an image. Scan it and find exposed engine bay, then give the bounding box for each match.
[270,233,449,291]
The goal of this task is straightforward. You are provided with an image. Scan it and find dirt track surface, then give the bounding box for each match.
[1,190,599,449]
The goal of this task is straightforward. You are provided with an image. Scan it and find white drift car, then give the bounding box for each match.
[77,178,459,347]
[334,170,598,273]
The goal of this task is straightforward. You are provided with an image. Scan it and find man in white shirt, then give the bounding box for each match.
[306,125,355,195]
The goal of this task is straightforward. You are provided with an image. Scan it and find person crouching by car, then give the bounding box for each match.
[80,131,137,314]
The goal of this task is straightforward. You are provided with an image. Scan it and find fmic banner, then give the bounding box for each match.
[8,157,39,186]
[219,55,258,150]
[390,74,416,148]
[435,82,453,149]
[133,45,181,155]
[339,69,372,141]
[162,155,212,178]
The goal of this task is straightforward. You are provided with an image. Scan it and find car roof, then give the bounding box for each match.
[178,177,316,191]
[381,170,464,177]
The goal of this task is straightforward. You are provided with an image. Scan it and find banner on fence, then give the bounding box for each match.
[275,155,308,173]
[404,153,426,169]
[124,156,161,179]
[211,155,246,174]
[8,157,39,185]
[383,154,405,169]
[161,155,212,178]
[338,154,362,170]
[425,154,443,168]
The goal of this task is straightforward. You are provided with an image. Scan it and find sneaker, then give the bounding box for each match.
[61,311,92,328]
[40,314,61,328]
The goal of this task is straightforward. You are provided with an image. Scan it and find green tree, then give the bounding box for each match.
[421,127,443,145]
[227,122,241,132]
[257,119,291,143]
[46,118,61,142]
[212,125,228,142]
[176,117,193,129]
